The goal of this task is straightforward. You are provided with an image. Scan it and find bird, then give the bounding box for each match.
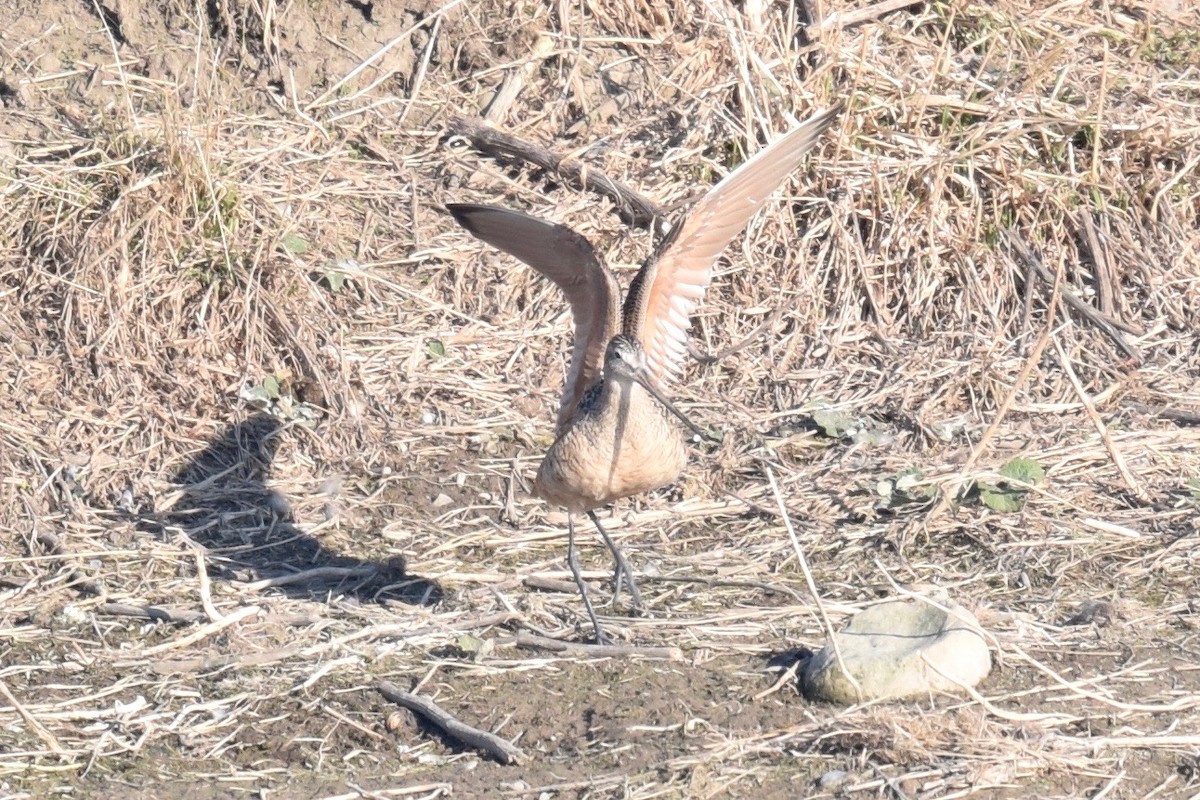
[447,105,840,643]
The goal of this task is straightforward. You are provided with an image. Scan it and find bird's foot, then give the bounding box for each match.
[589,624,611,646]
[611,565,646,615]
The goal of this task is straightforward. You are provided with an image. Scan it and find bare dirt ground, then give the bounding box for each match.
[2,0,1199,797]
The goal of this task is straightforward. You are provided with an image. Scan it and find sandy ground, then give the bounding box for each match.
[2,0,1199,797]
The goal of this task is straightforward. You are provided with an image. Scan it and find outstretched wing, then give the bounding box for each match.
[447,203,621,427]
[622,105,842,385]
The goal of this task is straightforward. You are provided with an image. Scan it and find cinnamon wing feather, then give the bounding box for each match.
[622,105,842,385]
[446,204,621,427]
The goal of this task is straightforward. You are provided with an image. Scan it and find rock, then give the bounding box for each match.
[817,769,851,789]
[802,588,991,704]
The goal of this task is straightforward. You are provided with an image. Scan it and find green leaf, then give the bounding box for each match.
[999,457,1045,485]
[281,233,308,254]
[240,384,271,404]
[457,634,484,653]
[262,375,281,399]
[980,483,1026,513]
[812,408,856,438]
[456,634,493,661]
[894,469,924,492]
[1187,477,1200,502]
[321,269,347,292]
[427,339,446,358]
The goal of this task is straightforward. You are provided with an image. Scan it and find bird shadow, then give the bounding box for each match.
[145,412,441,607]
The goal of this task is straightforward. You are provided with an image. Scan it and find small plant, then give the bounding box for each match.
[875,467,936,510]
[240,373,321,427]
[809,405,893,447]
[280,233,308,254]
[314,258,363,294]
[968,456,1046,512]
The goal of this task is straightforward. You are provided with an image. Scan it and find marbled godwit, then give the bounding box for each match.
[448,105,840,642]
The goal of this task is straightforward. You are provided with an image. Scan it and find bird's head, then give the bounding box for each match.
[602,334,708,441]
[602,334,648,381]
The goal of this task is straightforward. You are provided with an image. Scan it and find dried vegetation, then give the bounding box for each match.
[1,0,1198,796]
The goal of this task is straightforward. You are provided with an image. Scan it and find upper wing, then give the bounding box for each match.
[447,203,621,427]
[623,105,842,385]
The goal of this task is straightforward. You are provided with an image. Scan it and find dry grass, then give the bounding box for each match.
[1,0,1199,796]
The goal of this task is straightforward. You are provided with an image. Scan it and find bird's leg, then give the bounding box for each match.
[588,510,644,614]
[566,512,609,645]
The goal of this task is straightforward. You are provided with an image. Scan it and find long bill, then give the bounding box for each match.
[630,367,712,442]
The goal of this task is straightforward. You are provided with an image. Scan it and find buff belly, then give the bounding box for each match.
[534,385,687,513]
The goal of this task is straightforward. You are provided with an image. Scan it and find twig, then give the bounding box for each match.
[762,462,859,698]
[241,565,381,591]
[0,678,66,755]
[1121,401,1200,426]
[929,659,1078,727]
[150,646,302,675]
[752,656,804,701]
[814,0,926,32]
[445,115,668,231]
[872,763,914,800]
[522,575,580,594]
[689,309,781,364]
[376,681,526,765]
[98,602,207,625]
[1010,645,1200,714]
[136,604,261,657]
[1013,232,1141,361]
[482,33,553,123]
[513,631,683,660]
[1052,338,1147,500]
[925,231,1065,522]
[307,0,468,109]
[396,14,443,126]
[644,574,804,602]
[193,545,221,622]
[1076,210,1114,318]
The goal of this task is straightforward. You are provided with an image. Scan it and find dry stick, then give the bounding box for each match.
[689,309,782,364]
[445,115,668,232]
[395,13,443,126]
[1015,232,1141,360]
[526,571,803,602]
[513,631,683,660]
[193,545,222,622]
[644,574,805,602]
[1077,210,1114,317]
[482,32,554,122]
[872,764,915,800]
[522,575,579,594]
[308,0,468,109]
[925,233,1066,523]
[814,0,926,32]
[1122,401,1200,426]
[752,657,804,701]
[150,646,301,675]
[324,784,453,800]
[0,678,67,755]
[375,681,526,765]
[761,462,860,699]
[241,565,381,591]
[1052,338,1147,501]
[137,604,261,657]
[1010,644,1200,714]
[98,603,206,625]
[922,656,1078,727]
